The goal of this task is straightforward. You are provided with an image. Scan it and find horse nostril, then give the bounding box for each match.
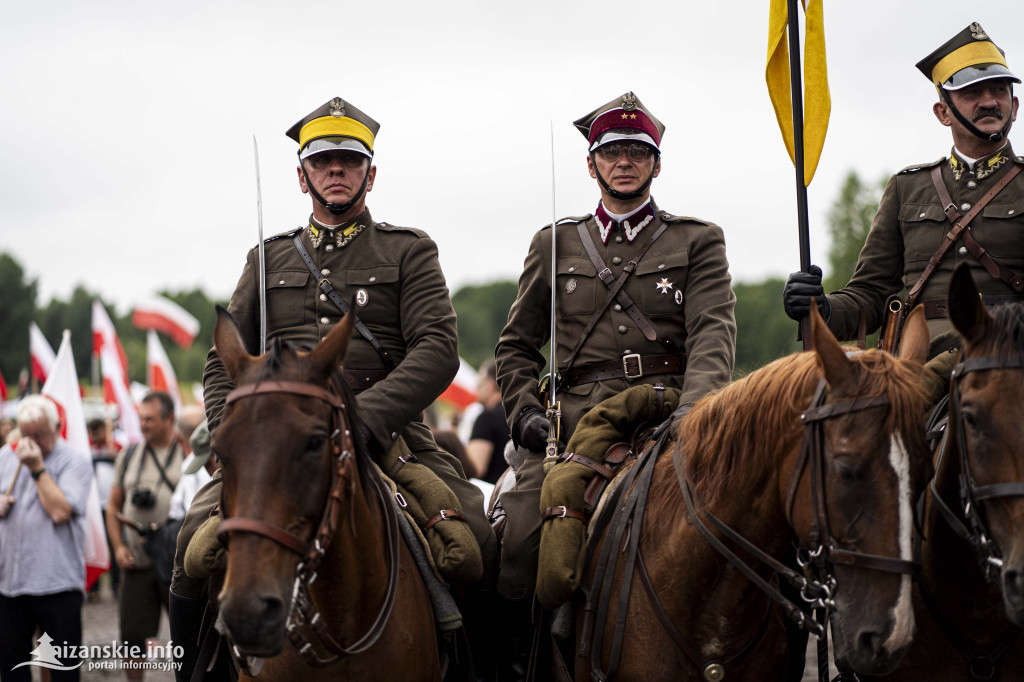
[1005,569,1024,598]
[858,630,884,656]
[260,595,286,623]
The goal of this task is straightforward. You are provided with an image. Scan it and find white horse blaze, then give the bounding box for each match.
[883,433,915,653]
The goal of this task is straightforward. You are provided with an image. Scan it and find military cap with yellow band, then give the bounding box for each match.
[916,22,1019,91]
[574,91,666,151]
[916,23,1019,143]
[286,96,380,160]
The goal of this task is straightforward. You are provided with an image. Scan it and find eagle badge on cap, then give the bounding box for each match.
[329,98,346,118]
[970,23,987,40]
[622,93,637,112]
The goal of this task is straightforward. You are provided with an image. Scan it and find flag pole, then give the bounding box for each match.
[786,0,813,348]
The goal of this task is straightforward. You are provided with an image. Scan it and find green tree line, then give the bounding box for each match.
[0,169,885,396]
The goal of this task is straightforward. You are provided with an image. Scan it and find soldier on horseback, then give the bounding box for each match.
[783,22,1024,399]
[493,91,737,678]
[168,97,496,681]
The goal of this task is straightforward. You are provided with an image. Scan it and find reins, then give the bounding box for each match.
[217,379,401,666]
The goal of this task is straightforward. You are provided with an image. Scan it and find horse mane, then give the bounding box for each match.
[254,337,382,495]
[978,302,1024,357]
[648,346,929,518]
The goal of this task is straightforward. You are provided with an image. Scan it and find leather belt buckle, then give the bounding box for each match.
[622,353,643,380]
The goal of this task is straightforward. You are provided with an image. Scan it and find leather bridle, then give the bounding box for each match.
[676,378,918,682]
[217,379,400,666]
[933,354,1024,582]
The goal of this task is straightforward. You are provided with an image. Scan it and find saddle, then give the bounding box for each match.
[536,384,680,609]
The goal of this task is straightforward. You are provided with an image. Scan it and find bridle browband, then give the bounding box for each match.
[933,354,1024,581]
[217,379,400,665]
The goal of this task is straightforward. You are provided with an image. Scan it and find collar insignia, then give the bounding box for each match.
[977,152,1008,180]
[594,202,657,244]
[309,220,364,248]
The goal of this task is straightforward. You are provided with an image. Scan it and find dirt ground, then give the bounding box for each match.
[25,572,834,681]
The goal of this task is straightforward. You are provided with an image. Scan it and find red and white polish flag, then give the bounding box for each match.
[438,357,479,410]
[92,300,129,388]
[0,367,8,401]
[42,330,111,590]
[132,296,200,349]
[100,343,142,444]
[146,330,182,414]
[29,322,56,384]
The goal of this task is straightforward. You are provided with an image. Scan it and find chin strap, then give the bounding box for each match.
[590,151,660,201]
[299,156,373,216]
[940,86,1015,143]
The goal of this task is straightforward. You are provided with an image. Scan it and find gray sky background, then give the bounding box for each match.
[2,1,1022,315]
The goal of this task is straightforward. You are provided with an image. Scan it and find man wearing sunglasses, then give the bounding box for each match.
[493,91,737,676]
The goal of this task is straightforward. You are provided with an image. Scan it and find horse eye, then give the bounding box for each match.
[961,410,979,431]
[833,459,861,481]
[306,435,326,454]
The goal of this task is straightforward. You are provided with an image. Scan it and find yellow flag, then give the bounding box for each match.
[766,0,830,186]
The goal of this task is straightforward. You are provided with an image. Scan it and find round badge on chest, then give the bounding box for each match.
[674,289,683,305]
[356,289,369,306]
[565,278,577,294]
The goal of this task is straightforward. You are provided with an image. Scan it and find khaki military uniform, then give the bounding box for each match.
[493,199,736,598]
[171,207,496,596]
[827,146,1024,358]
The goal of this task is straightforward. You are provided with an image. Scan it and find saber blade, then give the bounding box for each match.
[254,135,266,355]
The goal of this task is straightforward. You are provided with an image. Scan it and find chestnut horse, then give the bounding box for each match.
[211,309,440,681]
[577,305,933,681]
[864,265,1024,681]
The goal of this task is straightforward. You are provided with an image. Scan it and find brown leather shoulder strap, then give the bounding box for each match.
[908,163,1024,306]
[564,221,678,370]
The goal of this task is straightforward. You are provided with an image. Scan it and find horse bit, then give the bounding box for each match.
[217,380,401,667]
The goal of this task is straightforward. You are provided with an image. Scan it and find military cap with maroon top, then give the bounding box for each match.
[286,96,381,160]
[916,22,1020,91]
[573,91,666,151]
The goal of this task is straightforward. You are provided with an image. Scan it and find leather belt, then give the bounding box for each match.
[343,368,390,391]
[921,295,1024,319]
[562,352,685,387]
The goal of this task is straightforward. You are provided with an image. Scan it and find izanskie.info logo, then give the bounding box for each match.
[13,632,184,673]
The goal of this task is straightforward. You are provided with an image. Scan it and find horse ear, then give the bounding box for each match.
[810,301,854,389]
[213,306,255,381]
[897,306,929,366]
[948,264,992,347]
[307,311,353,381]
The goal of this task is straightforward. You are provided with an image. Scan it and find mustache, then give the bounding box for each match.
[973,107,1004,122]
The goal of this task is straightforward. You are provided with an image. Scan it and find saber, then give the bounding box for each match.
[254,135,267,355]
[545,121,561,459]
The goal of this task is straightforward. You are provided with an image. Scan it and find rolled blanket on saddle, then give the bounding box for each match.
[184,436,481,586]
[537,384,680,609]
[383,436,482,585]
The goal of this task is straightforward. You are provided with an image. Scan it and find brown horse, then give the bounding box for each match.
[577,305,933,681]
[864,265,1024,682]
[211,309,440,681]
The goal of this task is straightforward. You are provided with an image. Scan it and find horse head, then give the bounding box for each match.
[790,304,932,674]
[947,264,1024,626]
[212,307,358,657]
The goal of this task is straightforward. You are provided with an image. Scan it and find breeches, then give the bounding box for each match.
[496,452,545,600]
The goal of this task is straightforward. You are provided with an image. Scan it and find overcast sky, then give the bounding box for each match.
[2,1,1022,316]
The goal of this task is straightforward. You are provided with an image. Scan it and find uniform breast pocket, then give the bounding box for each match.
[899,203,947,266]
[981,199,1024,260]
[556,257,598,316]
[633,250,689,316]
[266,270,309,330]
[346,265,400,324]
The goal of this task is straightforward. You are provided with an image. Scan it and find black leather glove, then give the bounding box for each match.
[783,265,830,321]
[512,408,549,453]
